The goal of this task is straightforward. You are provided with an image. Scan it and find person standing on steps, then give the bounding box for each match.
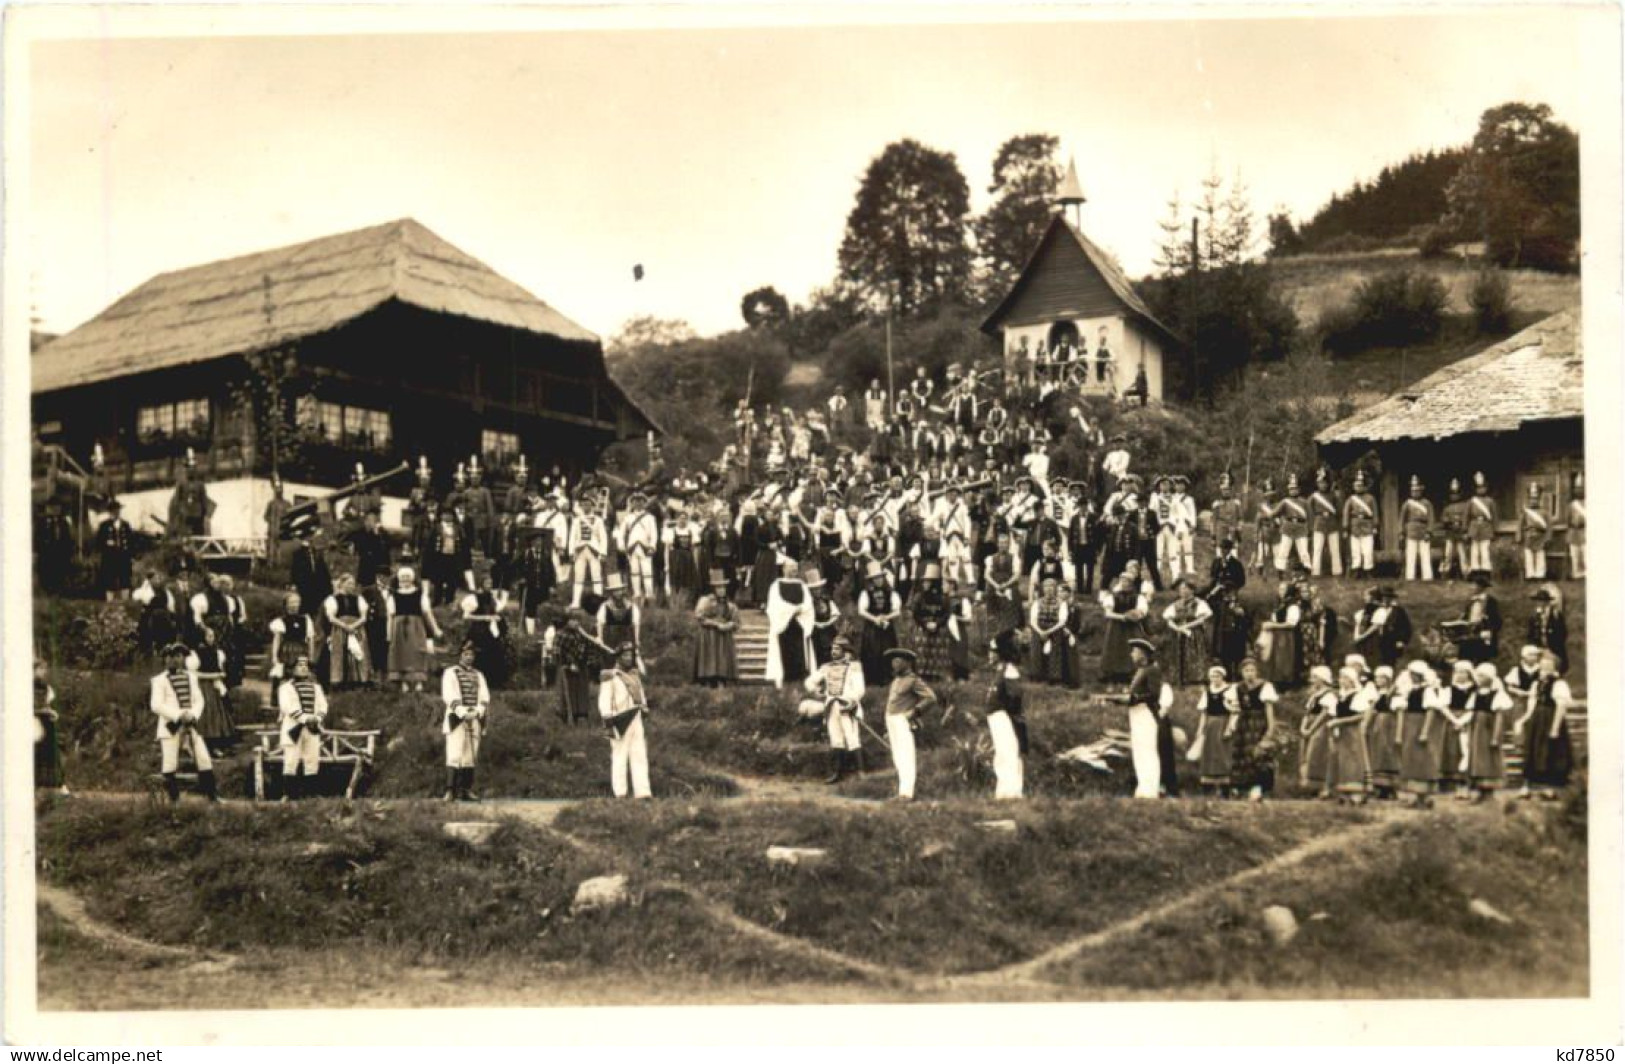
[151,642,220,804]
[276,653,328,802]
[804,635,867,784]
[599,642,653,799]
[441,639,491,802]
[882,648,937,802]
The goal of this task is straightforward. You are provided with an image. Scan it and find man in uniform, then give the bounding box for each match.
[568,496,608,608]
[263,475,292,566]
[1343,470,1379,578]
[276,652,328,801]
[94,499,135,601]
[538,492,573,597]
[1519,483,1551,580]
[290,527,334,627]
[1568,472,1585,580]
[1308,467,1344,578]
[1274,474,1312,575]
[441,638,491,801]
[150,642,220,804]
[804,634,867,783]
[617,491,661,605]
[1167,475,1198,581]
[598,642,652,799]
[1209,472,1243,561]
[1401,475,1435,581]
[169,451,214,538]
[1440,477,1470,580]
[36,498,74,594]
[504,456,533,518]
[462,458,498,560]
[403,456,434,559]
[1466,471,1498,576]
[882,647,938,802]
[343,462,382,537]
[351,511,391,591]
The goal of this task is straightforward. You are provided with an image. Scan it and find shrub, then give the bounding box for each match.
[1469,269,1515,334]
[1319,268,1448,356]
[1417,224,1456,260]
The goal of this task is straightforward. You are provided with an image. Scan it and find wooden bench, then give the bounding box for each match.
[249,727,380,801]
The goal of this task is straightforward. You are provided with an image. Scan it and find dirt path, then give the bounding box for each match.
[36,882,235,971]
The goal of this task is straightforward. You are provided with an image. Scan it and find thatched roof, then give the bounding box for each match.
[1316,310,1582,446]
[981,214,1182,348]
[32,218,600,394]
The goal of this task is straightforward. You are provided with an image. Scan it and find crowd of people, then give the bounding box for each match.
[33,350,1585,806]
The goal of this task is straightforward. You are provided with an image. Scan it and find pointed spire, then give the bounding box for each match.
[1056,156,1086,207]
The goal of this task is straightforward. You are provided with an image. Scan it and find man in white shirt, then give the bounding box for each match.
[150,642,218,803]
[598,643,652,799]
[441,639,491,802]
[617,492,661,605]
[276,653,328,802]
[568,499,608,608]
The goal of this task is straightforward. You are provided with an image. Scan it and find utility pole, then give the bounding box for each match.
[1189,217,1203,402]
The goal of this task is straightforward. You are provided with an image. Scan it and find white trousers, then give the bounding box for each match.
[1157,528,1182,579]
[626,548,654,600]
[610,714,651,798]
[160,730,213,773]
[282,730,320,775]
[1177,530,1194,576]
[987,711,1024,800]
[1469,540,1493,573]
[1128,706,1161,799]
[1523,548,1547,580]
[1274,534,1311,573]
[1570,543,1586,579]
[1349,535,1375,572]
[1310,531,1343,576]
[571,550,602,605]
[886,715,917,799]
[827,708,861,751]
[1404,538,1433,580]
[445,721,481,768]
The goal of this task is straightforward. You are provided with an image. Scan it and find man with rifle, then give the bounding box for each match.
[149,642,220,804]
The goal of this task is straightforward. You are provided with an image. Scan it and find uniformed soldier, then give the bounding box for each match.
[803,634,867,783]
[440,639,491,801]
[1466,471,1498,575]
[275,653,328,801]
[1401,476,1436,581]
[463,457,498,560]
[882,647,938,801]
[1210,472,1243,561]
[1519,483,1551,580]
[150,642,220,803]
[36,497,75,594]
[263,474,292,565]
[618,491,661,604]
[403,456,435,559]
[1308,467,1343,578]
[568,497,609,608]
[94,499,135,601]
[598,642,652,799]
[1440,477,1470,580]
[1568,472,1586,580]
[344,462,383,534]
[169,449,215,538]
[1342,470,1378,577]
[503,455,532,518]
[1168,475,1197,580]
[1274,475,1312,575]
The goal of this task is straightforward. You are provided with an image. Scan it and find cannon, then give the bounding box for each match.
[279,462,411,540]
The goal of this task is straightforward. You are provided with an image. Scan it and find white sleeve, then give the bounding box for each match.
[1260,682,1279,704]
[269,618,287,636]
[1159,683,1175,711]
[441,668,460,708]
[324,597,340,620]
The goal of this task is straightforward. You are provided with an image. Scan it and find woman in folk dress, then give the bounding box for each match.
[1324,666,1373,803]
[1298,665,1336,797]
[856,561,901,687]
[808,572,842,668]
[386,566,443,694]
[1364,666,1401,798]
[1161,577,1213,686]
[1027,576,1074,686]
[1193,665,1239,795]
[188,626,237,753]
[1396,660,1442,806]
[982,530,1025,638]
[1435,659,1477,798]
[1464,662,1511,802]
[1098,572,1150,684]
[1231,657,1280,801]
[33,658,67,794]
[1256,581,1303,688]
[1514,648,1574,799]
[324,573,373,690]
[693,569,740,688]
[662,507,704,605]
[909,564,954,681]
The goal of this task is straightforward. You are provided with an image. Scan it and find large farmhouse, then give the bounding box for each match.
[981,167,1183,402]
[31,219,656,540]
[1316,310,1584,553]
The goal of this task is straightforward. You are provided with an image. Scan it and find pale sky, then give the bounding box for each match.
[26,10,1591,340]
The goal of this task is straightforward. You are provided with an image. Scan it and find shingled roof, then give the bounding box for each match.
[1316,310,1582,446]
[981,214,1182,348]
[31,218,600,394]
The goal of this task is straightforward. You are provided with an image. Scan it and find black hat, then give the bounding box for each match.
[161,642,190,658]
[1530,588,1553,602]
[107,498,123,510]
[883,647,918,665]
[1469,570,1493,588]
[1127,638,1156,657]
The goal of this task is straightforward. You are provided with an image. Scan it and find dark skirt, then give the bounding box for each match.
[810,624,838,668]
[1168,628,1209,686]
[1326,723,1368,794]
[1365,712,1400,787]
[1099,618,1146,682]
[97,552,132,592]
[34,716,63,788]
[668,547,701,602]
[1399,713,1436,795]
[1300,725,1329,791]
[196,679,236,742]
[749,552,779,606]
[1259,629,1299,687]
[1231,706,1273,790]
[1437,722,1467,785]
[1028,632,1074,685]
[778,621,811,684]
[1466,711,1504,789]
[913,624,953,680]
[695,626,738,682]
[859,620,898,686]
[387,615,431,682]
[1523,702,1573,788]
[1198,714,1233,785]
[327,624,373,686]
[985,589,1024,637]
[559,667,593,722]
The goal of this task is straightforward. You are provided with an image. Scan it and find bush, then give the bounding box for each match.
[1318,268,1448,356]
[1417,224,1456,260]
[1469,269,1515,334]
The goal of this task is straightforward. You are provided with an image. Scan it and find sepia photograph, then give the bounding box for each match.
[3,2,1620,1045]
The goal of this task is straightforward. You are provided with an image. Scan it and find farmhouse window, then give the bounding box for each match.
[482,429,521,462]
[136,398,211,445]
[299,398,393,452]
